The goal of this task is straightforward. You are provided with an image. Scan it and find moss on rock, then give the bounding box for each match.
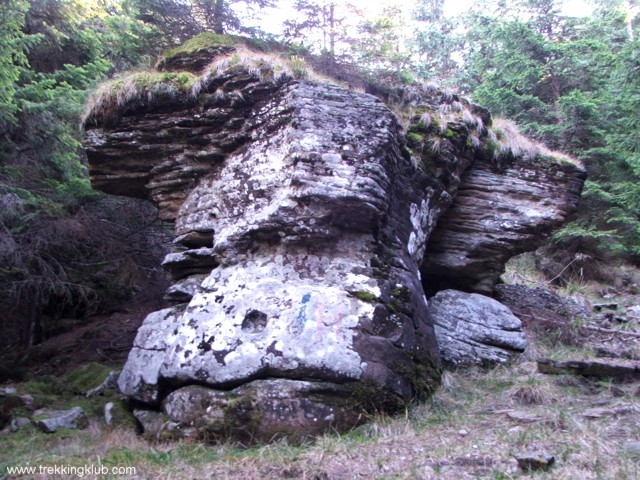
[406,132,423,146]
[349,290,379,303]
[163,33,236,61]
[63,362,114,395]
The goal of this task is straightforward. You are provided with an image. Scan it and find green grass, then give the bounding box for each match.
[3,347,640,479]
[349,290,379,303]
[63,362,114,394]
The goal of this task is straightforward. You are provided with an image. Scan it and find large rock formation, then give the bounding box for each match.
[83,35,585,441]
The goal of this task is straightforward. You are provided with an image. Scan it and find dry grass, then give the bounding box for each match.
[81,71,198,126]
[193,46,338,95]
[501,252,548,287]
[507,378,558,406]
[419,111,432,128]
[431,136,443,153]
[468,133,482,149]
[491,118,582,167]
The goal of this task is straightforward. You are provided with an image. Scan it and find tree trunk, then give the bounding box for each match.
[626,0,635,42]
[328,2,335,56]
[213,0,225,34]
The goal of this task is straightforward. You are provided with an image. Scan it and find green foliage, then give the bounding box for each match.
[0,0,173,361]
[450,0,640,262]
[63,362,113,394]
[552,219,623,252]
[411,0,461,84]
[0,0,36,130]
[350,290,378,303]
[283,0,347,56]
[131,0,275,41]
[351,9,411,76]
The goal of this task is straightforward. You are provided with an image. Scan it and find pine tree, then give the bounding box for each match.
[132,0,274,42]
[411,0,461,84]
[0,0,32,132]
[283,0,352,56]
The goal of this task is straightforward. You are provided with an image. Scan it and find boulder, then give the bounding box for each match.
[537,358,640,381]
[97,59,446,432]
[162,380,363,444]
[133,409,175,439]
[10,417,31,432]
[118,306,186,404]
[582,405,637,418]
[516,452,555,472]
[493,284,591,325]
[34,407,87,433]
[0,387,17,396]
[429,290,527,366]
[0,393,32,430]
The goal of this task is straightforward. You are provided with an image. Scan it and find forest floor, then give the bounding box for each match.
[2,257,640,479]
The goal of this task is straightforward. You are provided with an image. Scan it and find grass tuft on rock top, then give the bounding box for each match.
[81,71,198,125]
[192,45,335,92]
[398,90,580,176]
[83,42,336,126]
[160,32,278,63]
[490,118,582,167]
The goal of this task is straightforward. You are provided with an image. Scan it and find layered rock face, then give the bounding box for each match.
[118,83,443,409]
[85,45,449,440]
[422,149,586,294]
[83,36,585,441]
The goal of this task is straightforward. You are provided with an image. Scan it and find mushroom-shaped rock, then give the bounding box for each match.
[83,35,584,441]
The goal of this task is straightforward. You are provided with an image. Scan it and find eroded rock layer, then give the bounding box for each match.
[422,152,586,294]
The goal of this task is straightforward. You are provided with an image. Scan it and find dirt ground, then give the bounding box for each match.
[19,277,169,377]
